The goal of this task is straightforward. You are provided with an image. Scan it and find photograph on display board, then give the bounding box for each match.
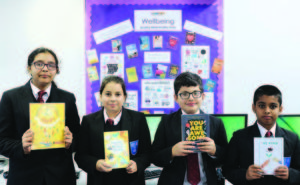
[100,53,124,82]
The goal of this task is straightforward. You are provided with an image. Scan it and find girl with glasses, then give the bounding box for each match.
[0,47,80,185]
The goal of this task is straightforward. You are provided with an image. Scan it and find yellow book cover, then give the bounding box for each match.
[104,131,129,168]
[87,66,99,82]
[126,67,138,83]
[30,103,65,150]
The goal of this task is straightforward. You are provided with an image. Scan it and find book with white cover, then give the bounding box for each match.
[254,137,284,175]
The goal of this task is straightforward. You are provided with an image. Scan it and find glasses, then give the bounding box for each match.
[33,62,57,71]
[178,91,202,99]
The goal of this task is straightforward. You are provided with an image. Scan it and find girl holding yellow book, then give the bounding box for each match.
[75,76,151,185]
[0,47,80,185]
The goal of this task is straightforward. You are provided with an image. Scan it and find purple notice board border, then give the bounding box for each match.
[85,0,223,114]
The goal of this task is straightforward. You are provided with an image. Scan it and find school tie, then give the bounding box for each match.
[187,153,201,185]
[37,91,46,103]
[265,131,273,137]
[106,119,114,126]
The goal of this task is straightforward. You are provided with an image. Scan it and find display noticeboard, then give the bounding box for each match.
[85,0,224,114]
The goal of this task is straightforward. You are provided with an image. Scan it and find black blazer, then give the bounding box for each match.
[74,108,151,185]
[222,122,300,185]
[151,109,228,185]
[0,81,80,185]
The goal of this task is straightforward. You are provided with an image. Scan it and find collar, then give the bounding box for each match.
[103,108,122,126]
[257,122,276,137]
[181,109,200,115]
[30,81,51,102]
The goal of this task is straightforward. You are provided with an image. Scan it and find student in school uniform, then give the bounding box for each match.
[75,75,151,185]
[223,85,300,185]
[0,47,80,185]
[151,72,228,185]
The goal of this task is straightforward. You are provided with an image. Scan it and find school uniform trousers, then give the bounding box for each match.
[151,109,228,185]
[222,122,300,185]
[0,81,80,185]
[75,108,152,185]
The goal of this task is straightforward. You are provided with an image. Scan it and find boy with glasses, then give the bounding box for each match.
[152,72,228,185]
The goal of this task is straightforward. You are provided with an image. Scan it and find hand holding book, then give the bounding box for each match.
[196,137,216,156]
[246,164,288,180]
[30,103,66,150]
[254,138,284,175]
[172,141,195,158]
[22,125,72,154]
[126,160,137,174]
[274,166,289,180]
[246,164,264,180]
[96,159,113,172]
[64,126,73,149]
[181,114,210,153]
[104,131,130,168]
[22,129,33,154]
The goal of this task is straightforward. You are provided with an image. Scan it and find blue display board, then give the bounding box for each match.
[85,1,224,114]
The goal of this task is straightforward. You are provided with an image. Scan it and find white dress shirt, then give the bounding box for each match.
[257,122,276,137]
[30,81,51,102]
[103,108,122,125]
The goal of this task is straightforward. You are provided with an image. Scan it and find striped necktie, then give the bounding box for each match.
[37,91,46,103]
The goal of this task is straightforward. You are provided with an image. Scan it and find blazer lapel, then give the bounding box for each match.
[275,124,284,137]
[21,80,37,102]
[46,82,58,102]
[20,81,37,125]
[173,109,182,142]
[94,109,105,156]
[252,122,262,137]
[274,125,290,156]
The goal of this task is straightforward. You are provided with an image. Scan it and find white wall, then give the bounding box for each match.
[1,0,299,123]
[0,0,86,117]
[224,0,300,124]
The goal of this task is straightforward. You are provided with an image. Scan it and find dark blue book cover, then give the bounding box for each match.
[181,114,210,152]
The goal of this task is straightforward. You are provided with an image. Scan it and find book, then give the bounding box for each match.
[167,36,179,49]
[168,64,179,78]
[153,35,163,48]
[139,36,150,50]
[111,39,122,52]
[126,67,138,83]
[211,58,224,74]
[254,137,284,175]
[181,114,210,152]
[87,66,99,82]
[126,44,138,59]
[204,79,216,92]
[142,64,153,78]
[104,131,130,168]
[86,49,99,64]
[185,32,196,45]
[30,103,65,150]
[155,64,168,79]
